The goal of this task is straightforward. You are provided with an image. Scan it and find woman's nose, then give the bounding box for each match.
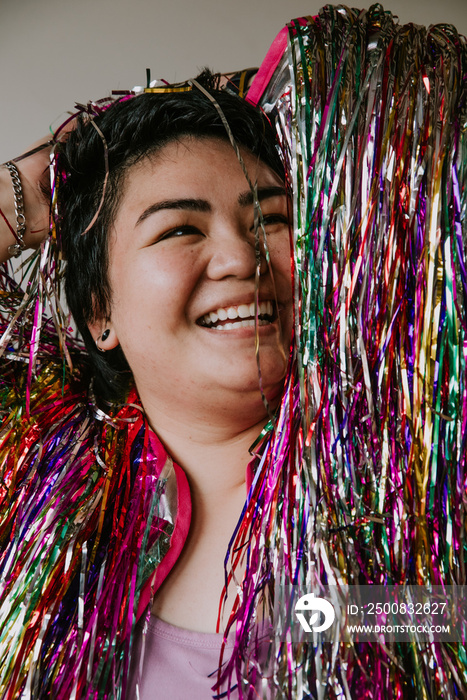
[206,232,267,280]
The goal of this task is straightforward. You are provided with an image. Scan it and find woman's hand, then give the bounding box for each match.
[0,135,54,263]
[0,125,74,263]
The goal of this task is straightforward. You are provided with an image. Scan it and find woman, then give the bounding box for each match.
[1,6,466,699]
[0,74,292,699]
[59,79,293,652]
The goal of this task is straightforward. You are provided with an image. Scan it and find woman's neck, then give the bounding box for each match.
[138,383,272,494]
[146,407,267,495]
[146,401,267,632]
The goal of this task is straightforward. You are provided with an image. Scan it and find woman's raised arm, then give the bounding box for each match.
[0,137,54,264]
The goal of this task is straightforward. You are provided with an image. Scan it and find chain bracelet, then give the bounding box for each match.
[4,161,26,257]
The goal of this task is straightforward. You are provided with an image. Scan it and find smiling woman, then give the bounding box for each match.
[0,74,294,699]
[97,138,292,433]
[1,6,467,700]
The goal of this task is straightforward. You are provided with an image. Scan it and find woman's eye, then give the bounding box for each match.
[265,214,289,225]
[250,214,289,231]
[158,225,204,242]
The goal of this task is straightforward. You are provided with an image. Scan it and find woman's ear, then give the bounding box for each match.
[87,319,120,352]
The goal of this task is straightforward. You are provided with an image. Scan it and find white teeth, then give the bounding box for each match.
[201,301,275,328]
[215,319,268,331]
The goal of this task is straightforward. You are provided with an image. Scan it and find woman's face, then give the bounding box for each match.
[97,136,292,425]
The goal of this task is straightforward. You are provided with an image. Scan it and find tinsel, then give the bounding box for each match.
[217,4,467,699]
[0,257,187,697]
[1,4,467,699]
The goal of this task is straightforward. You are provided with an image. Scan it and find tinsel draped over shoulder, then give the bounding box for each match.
[0,341,190,697]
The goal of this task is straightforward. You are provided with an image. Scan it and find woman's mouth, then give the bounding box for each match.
[197,300,276,331]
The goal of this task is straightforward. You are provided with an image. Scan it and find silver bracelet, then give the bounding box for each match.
[4,161,26,257]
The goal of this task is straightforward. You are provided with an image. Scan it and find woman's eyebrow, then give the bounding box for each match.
[238,186,287,207]
[135,187,286,227]
[136,198,211,226]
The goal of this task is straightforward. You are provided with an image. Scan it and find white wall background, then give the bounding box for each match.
[1,0,466,162]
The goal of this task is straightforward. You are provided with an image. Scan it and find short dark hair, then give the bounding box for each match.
[57,73,284,399]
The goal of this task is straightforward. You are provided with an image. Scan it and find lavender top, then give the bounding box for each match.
[128,616,238,699]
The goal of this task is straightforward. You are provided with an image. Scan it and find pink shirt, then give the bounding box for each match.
[128,615,238,700]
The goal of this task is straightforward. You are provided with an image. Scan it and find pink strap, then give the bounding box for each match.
[152,460,191,592]
[247,17,312,107]
[246,26,289,106]
[136,459,191,619]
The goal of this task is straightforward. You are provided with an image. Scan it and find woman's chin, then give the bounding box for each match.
[239,370,288,413]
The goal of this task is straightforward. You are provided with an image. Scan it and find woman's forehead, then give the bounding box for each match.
[119,136,283,203]
[131,134,266,171]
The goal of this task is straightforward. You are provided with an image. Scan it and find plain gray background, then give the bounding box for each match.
[1,0,466,161]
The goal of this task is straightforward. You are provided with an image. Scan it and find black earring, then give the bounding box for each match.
[101,329,110,342]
